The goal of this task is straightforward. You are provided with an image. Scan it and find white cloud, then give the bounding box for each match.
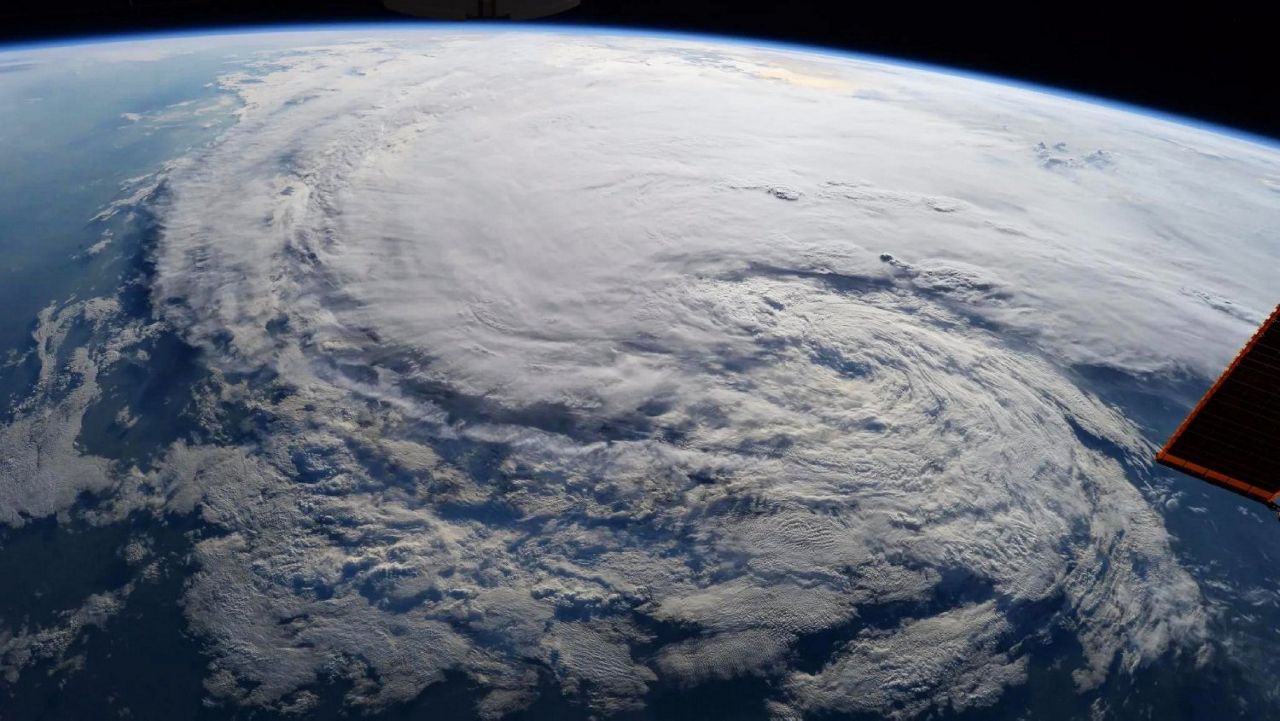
[8,29,1279,716]
[785,601,1028,718]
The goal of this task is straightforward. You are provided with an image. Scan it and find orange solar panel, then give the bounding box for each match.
[1156,304,1280,510]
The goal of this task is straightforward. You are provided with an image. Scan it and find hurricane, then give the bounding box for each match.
[2,29,1278,720]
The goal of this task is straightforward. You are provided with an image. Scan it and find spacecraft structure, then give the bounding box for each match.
[1157,304,1280,514]
[382,0,580,20]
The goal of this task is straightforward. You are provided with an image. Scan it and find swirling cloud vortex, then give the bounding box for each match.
[141,31,1280,718]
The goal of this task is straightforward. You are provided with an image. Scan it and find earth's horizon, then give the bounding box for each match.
[1,26,1278,721]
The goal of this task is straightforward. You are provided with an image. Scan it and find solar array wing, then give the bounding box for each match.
[1157,304,1280,509]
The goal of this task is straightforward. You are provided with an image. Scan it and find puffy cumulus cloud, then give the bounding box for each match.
[1,582,135,683]
[0,298,144,526]
[10,30,1280,717]
[785,601,1028,718]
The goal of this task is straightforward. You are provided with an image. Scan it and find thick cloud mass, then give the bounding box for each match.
[8,31,1280,718]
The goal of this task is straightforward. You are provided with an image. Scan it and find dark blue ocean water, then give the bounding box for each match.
[0,46,237,410]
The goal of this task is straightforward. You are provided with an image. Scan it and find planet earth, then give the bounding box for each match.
[1,26,1278,721]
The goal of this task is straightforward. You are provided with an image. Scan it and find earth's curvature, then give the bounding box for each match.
[1,27,1279,721]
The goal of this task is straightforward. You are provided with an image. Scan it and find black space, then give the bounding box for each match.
[0,1,1276,142]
